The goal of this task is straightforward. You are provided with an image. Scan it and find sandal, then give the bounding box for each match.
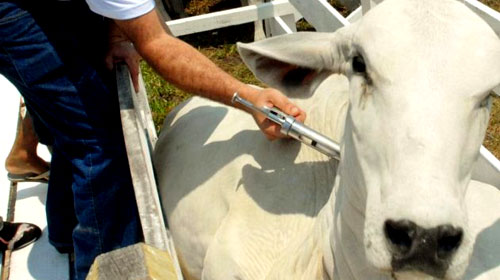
[7,170,50,183]
[0,221,42,251]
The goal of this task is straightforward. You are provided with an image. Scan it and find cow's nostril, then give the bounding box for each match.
[437,225,463,258]
[386,221,463,278]
[384,219,417,255]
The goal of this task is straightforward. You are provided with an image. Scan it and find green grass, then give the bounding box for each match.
[144,0,500,158]
[479,0,500,12]
[141,40,262,132]
[141,62,191,131]
[478,0,500,159]
[485,96,500,159]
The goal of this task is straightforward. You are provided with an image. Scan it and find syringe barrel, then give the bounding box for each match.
[286,121,340,159]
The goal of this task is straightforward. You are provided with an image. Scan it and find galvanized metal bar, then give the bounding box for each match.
[115,63,183,279]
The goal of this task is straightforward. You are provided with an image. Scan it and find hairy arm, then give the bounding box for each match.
[114,9,306,139]
[106,20,142,92]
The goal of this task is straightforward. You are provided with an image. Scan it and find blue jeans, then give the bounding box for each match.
[0,1,143,279]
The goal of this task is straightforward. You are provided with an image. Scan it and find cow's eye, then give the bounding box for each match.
[352,55,366,73]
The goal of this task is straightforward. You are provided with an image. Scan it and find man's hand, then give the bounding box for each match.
[105,40,142,92]
[247,88,306,140]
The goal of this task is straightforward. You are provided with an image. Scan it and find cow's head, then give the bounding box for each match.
[238,0,500,278]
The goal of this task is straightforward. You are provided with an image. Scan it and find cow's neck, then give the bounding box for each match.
[321,122,391,280]
[292,74,349,144]
[293,74,372,279]
[269,74,388,279]
[264,75,353,279]
[266,158,372,280]
[293,74,375,279]
[313,162,367,280]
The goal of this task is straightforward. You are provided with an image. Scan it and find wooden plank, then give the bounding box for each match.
[1,251,11,280]
[9,180,68,280]
[289,0,350,31]
[360,0,382,14]
[464,0,500,37]
[166,0,301,37]
[360,0,372,14]
[346,6,362,23]
[0,83,19,280]
[1,182,17,280]
[87,243,178,280]
[115,64,184,280]
[472,146,500,190]
[246,0,268,41]
[360,0,371,14]
[265,14,296,37]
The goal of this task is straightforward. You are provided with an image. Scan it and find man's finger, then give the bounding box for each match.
[263,120,287,140]
[263,124,280,141]
[105,55,114,71]
[268,123,285,140]
[287,103,306,122]
[126,58,140,93]
[131,74,140,93]
[270,94,306,123]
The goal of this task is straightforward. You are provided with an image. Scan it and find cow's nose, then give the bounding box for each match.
[384,219,463,278]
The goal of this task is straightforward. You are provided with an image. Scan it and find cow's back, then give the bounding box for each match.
[154,74,349,279]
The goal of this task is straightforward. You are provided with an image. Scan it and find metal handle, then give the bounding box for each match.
[232,92,340,159]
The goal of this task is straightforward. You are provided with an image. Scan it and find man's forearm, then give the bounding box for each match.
[108,20,129,45]
[140,33,255,105]
[114,9,259,107]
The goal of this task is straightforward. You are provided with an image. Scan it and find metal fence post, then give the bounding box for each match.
[115,63,184,279]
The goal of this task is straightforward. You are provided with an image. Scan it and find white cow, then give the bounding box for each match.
[154,0,500,279]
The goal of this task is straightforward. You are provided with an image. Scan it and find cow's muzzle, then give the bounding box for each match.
[384,219,463,278]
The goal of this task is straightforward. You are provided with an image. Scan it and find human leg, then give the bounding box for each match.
[0,2,142,278]
[5,98,50,182]
[45,146,77,254]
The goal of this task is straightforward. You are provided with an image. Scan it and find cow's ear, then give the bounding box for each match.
[237,28,352,98]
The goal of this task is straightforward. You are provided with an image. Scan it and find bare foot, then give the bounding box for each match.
[6,99,50,177]
[5,152,49,176]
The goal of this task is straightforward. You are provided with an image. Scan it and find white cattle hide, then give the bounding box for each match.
[154,0,500,279]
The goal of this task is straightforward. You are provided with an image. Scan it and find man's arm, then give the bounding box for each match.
[114,9,306,140]
[105,20,142,92]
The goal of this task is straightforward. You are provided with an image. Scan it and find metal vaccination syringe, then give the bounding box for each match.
[232,93,341,160]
